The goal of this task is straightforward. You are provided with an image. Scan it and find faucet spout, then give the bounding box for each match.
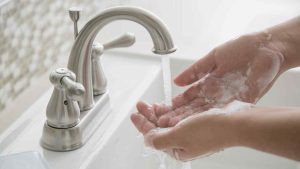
[67,6,176,110]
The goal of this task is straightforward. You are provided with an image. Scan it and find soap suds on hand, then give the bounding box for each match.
[197,72,249,107]
[144,100,253,163]
[177,100,253,126]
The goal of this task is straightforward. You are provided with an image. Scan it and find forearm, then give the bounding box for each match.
[230,107,300,161]
[266,16,300,70]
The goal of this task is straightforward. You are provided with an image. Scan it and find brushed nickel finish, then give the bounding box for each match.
[67,6,176,110]
[46,68,84,129]
[41,6,176,151]
[41,92,110,151]
[103,32,136,50]
[92,32,136,95]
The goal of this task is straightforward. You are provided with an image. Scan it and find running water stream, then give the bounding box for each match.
[138,56,190,169]
[156,57,191,169]
[161,57,172,105]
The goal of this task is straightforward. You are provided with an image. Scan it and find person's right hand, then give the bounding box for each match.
[153,31,288,127]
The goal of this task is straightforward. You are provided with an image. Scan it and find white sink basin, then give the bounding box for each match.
[84,56,300,169]
[0,151,50,169]
[0,50,299,169]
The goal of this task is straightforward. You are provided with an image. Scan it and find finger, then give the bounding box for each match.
[168,103,206,126]
[163,97,207,127]
[174,50,216,86]
[145,128,179,150]
[153,103,173,118]
[157,105,192,127]
[182,84,202,102]
[172,94,188,109]
[188,97,207,108]
[157,110,177,127]
[163,148,187,161]
[168,110,193,126]
[130,113,156,135]
[172,85,199,109]
[173,149,191,162]
[172,81,207,109]
[136,101,158,123]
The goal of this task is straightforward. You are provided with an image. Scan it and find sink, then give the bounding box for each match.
[0,50,299,169]
[84,56,300,169]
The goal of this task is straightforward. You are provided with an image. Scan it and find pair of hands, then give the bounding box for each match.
[131,32,286,161]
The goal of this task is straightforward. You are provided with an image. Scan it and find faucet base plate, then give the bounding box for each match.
[40,91,111,151]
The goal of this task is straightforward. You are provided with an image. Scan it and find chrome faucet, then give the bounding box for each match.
[41,6,176,151]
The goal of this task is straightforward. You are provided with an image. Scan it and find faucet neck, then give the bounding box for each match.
[67,6,176,110]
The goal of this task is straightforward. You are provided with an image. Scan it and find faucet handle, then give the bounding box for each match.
[91,32,136,56]
[103,32,136,50]
[91,32,135,95]
[47,68,85,128]
[50,68,85,100]
[91,43,107,95]
[61,76,85,101]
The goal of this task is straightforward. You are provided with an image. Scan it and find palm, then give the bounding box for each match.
[131,33,285,132]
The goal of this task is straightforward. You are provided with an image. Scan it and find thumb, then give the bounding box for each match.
[174,50,216,86]
[144,128,179,150]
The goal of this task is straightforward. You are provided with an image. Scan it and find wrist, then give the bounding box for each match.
[226,107,280,148]
[265,17,300,71]
[224,110,256,148]
[265,30,299,71]
[247,17,300,73]
[250,31,288,73]
[219,114,244,148]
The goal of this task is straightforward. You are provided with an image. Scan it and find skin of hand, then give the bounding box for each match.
[131,102,236,161]
[132,105,300,161]
[132,32,287,129]
[132,16,300,128]
[131,16,300,161]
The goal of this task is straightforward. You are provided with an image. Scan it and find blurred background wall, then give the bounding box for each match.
[0,0,299,132]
